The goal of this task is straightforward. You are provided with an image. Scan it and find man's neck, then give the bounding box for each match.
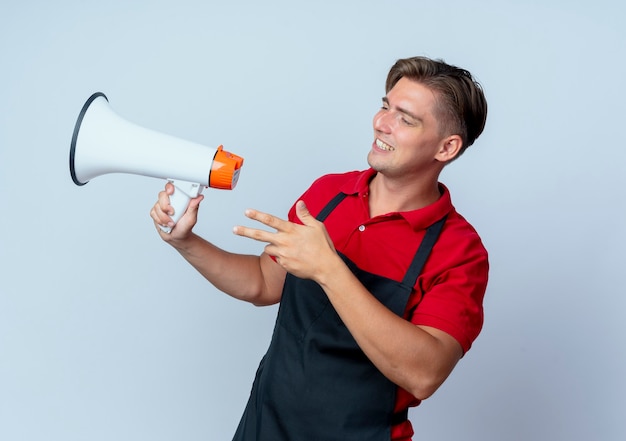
[368,172,442,218]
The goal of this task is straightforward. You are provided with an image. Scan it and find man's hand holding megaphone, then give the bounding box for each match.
[151,182,204,240]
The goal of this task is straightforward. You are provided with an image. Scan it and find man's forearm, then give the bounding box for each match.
[316,260,462,400]
[168,232,284,305]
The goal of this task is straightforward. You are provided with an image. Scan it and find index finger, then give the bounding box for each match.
[244,208,290,231]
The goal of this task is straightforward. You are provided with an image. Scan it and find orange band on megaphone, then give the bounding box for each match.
[209,145,244,189]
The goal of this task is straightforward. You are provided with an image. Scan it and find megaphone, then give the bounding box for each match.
[70,92,244,233]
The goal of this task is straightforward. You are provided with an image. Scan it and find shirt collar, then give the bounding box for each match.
[340,168,453,231]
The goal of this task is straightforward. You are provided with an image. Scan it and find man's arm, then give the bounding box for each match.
[151,183,286,306]
[316,261,463,400]
[234,200,462,400]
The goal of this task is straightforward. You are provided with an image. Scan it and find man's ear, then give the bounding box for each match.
[435,135,463,163]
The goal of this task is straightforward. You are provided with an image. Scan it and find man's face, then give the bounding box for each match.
[368,77,446,179]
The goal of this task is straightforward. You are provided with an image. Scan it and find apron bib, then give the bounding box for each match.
[233,193,446,441]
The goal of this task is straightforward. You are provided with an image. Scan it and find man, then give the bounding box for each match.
[150,56,489,441]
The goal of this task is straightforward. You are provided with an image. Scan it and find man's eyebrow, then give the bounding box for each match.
[381,97,421,122]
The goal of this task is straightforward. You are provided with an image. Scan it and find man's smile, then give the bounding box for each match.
[375,138,395,151]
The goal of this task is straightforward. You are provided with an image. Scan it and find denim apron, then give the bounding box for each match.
[233,193,446,441]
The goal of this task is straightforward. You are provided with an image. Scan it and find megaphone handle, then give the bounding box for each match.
[159,179,204,233]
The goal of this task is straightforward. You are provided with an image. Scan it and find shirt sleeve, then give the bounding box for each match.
[409,226,489,354]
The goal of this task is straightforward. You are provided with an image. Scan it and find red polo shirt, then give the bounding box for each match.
[287,169,489,441]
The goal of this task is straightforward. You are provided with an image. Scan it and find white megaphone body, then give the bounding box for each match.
[70,92,244,233]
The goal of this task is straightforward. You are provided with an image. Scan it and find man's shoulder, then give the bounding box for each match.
[293,170,369,220]
[311,169,365,186]
[440,210,489,260]
[309,169,371,194]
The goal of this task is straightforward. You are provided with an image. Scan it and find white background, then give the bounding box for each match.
[1,1,625,440]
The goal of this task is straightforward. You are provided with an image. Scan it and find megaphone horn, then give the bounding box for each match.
[69,92,244,233]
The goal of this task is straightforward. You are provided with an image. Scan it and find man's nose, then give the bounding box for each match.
[373,111,392,133]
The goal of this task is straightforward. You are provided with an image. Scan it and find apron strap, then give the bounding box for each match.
[315,192,348,222]
[401,215,448,289]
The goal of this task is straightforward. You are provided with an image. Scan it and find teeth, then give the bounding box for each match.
[376,139,394,151]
